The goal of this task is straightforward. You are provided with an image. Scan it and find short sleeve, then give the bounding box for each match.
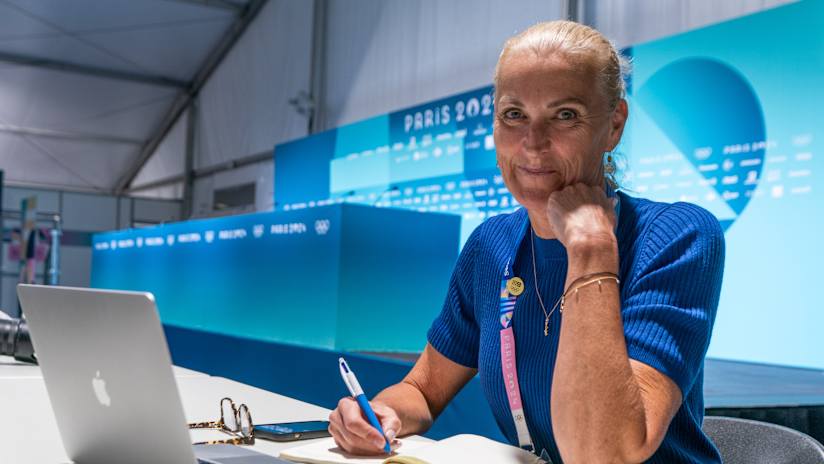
[427,229,482,368]
[622,203,725,396]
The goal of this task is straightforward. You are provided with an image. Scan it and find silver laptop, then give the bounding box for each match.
[18,284,287,464]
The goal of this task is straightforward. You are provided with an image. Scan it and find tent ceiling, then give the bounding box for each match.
[0,0,254,193]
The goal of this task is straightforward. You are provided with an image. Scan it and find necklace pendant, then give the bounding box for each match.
[544,317,549,337]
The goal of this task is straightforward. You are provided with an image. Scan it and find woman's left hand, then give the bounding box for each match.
[545,183,617,251]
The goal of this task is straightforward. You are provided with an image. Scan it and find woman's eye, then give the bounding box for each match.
[557,109,578,120]
[502,109,524,120]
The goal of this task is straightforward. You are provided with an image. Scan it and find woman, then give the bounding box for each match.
[329,20,724,463]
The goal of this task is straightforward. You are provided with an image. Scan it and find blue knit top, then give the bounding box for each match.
[427,191,725,463]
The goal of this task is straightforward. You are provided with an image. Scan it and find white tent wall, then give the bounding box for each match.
[585,0,796,47]
[130,108,189,196]
[190,0,311,215]
[130,183,185,201]
[320,0,565,130]
[195,0,312,171]
[191,159,274,216]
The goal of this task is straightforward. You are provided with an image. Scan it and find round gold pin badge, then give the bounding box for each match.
[506,277,524,296]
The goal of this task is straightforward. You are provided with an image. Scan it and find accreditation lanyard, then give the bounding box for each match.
[498,259,534,452]
[497,188,619,456]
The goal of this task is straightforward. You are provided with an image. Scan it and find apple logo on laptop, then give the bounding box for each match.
[92,370,111,407]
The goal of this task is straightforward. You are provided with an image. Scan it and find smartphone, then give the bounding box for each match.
[253,420,332,442]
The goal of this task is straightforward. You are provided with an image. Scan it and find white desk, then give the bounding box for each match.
[181,376,337,458]
[0,356,208,380]
[1,357,426,463]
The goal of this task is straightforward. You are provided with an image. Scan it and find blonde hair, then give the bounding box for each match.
[494,20,630,110]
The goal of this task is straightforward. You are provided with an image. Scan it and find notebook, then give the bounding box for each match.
[279,434,544,464]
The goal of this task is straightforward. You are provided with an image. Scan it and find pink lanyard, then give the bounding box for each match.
[498,260,535,452]
[496,193,618,459]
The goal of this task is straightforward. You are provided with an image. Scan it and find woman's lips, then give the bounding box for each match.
[518,166,555,176]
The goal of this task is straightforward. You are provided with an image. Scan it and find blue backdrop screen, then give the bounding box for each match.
[273,1,823,369]
[619,1,823,370]
[275,86,500,246]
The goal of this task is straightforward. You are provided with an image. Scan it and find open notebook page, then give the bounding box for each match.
[279,434,544,464]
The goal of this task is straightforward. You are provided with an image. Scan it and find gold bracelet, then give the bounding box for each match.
[559,272,620,313]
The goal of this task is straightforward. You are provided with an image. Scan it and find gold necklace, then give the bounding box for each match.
[530,227,563,336]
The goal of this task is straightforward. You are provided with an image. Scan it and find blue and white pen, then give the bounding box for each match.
[338,357,391,454]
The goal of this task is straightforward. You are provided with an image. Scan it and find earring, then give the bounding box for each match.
[604,152,616,176]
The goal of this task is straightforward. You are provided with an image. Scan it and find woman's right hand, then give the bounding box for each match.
[328,397,402,455]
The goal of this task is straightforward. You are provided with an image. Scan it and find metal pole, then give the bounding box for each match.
[0,123,143,145]
[48,215,61,285]
[0,51,188,89]
[309,0,328,133]
[566,0,580,22]
[0,170,3,310]
[182,100,197,219]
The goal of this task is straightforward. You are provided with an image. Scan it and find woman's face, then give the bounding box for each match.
[493,51,627,211]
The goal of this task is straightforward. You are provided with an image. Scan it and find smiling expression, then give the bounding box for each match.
[493,51,627,212]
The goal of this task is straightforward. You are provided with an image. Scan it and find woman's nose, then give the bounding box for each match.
[523,120,552,153]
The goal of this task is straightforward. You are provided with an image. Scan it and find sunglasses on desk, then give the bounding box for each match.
[189,397,255,445]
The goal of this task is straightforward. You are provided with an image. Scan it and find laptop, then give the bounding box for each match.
[17,284,289,464]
